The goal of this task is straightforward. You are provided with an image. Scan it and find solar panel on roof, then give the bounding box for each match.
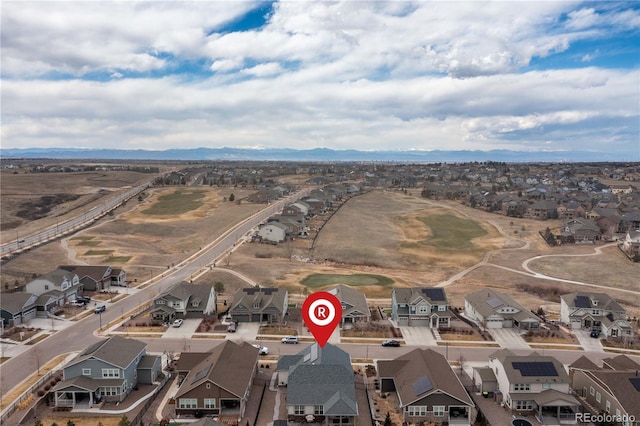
[512,361,558,377]
[574,296,591,308]
[263,288,276,295]
[630,377,640,392]
[244,288,256,295]
[486,297,503,308]
[412,375,433,396]
[422,288,445,301]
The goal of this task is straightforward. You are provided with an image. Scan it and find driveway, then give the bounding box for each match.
[227,322,260,341]
[162,319,200,338]
[574,330,604,353]
[399,326,437,346]
[489,328,530,350]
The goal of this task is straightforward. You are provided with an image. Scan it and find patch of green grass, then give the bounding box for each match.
[78,240,101,246]
[417,213,487,250]
[300,273,394,288]
[106,256,132,263]
[85,250,114,256]
[142,189,206,215]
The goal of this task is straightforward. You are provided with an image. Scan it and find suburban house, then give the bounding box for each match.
[256,222,288,243]
[0,293,38,326]
[229,287,288,323]
[52,336,162,408]
[150,282,216,323]
[59,265,126,291]
[560,292,634,338]
[569,355,640,426]
[173,341,259,421]
[559,218,601,243]
[278,343,358,425]
[622,229,640,258]
[464,289,541,330]
[326,285,370,326]
[488,349,580,424]
[391,288,450,328]
[377,348,474,425]
[525,200,558,220]
[25,269,83,306]
[557,202,586,220]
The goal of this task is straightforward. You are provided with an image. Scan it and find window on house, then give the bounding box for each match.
[82,369,91,376]
[314,405,324,415]
[433,406,445,416]
[596,392,601,403]
[438,305,447,311]
[418,306,428,314]
[515,400,533,410]
[44,285,49,290]
[514,383,530,391]
[253,303,260,309]
[204,399,216,409]
[294,405,305,415]
[590,387,595,396]
[102,369,120,378]
[542,383,550,389]
[100,387,119,396]
[407,406,427,416]
[179,398,198,409]
[157,300,165,304]
[605,400,610,413]
[206,383,211,389]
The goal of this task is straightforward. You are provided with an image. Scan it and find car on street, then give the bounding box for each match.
[281,336,299,344]
[381,339,401,347]
[94,304,106,314]
[173,319,184,328]
[252,344,269,355]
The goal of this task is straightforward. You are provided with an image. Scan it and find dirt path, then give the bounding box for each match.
[60,237,87,265]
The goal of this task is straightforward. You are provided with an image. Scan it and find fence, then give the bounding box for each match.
[1,370,59,425]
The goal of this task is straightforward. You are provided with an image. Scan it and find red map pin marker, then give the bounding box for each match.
[302,291,342,348]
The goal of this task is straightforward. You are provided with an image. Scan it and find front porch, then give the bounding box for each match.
[533,390,579,425]
[448,406,471,425]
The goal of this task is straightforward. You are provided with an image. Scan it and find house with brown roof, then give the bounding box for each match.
[489,349,579,424]
[560,292,633,339]
[377,348,474,425]
[150,282,216,322]
[326,285,370,326]
[229,287,288,323]
[464,289,541,330]
[559,218,601,243]
[59,265,126,291]
[173,340,259,420]
[52,336,162,408]
[569,355,640,425]
[391,288,450,328]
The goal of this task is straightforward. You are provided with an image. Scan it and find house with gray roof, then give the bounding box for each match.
[377,348,474,425]
[279,343,358,425]
[229,287,288,323]
[25,268,83,306]
[560,292,633,338]
[489,349,579,424]
[59,265,127,290]
[391,287,450,328]
[559,218,601,243]
[569,355,640,426]
[150,281,215,323]
[326,285,370,326]
[256,221,288,243]
[0,293,38,326]
[174,340,259,421]
[464,289,540,330]
[52,336,161,408]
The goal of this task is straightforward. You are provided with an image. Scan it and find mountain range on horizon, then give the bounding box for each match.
[0,147,635,163]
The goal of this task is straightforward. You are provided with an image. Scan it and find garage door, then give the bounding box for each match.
[570,320,581,329]
[409,319,430,327]
[486,319,502,329]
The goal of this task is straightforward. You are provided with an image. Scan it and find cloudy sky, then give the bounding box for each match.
[1,1,639,157]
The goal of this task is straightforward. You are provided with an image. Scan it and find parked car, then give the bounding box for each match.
[252,344,269,355]
[94,304,106,314]
[590,330,600,338]
[227,322,237,333]
[72,300,86,307]
[76,296,91,304]
[173,319,184,328]
[381,339,401,347]
[281,336,299,344]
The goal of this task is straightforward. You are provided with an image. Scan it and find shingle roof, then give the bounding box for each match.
[465,289,540,323]
[586,371,640,418]
[393,287,448,305]
[602,355,640,371]
[569,355,599,371]
[0,293,37,314]
[327,285,370,321]
[490,350,569,384]
[561,292,625,312]
[377,348,473,408]
[230,287,287,315]
[70,336,146,370]
[175,340,258,399]
[59,265,110,282]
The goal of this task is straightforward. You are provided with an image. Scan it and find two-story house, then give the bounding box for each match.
[559,218,601,243]
[256,222,288,243]
[229,287,288,323]
[0,293,38,326]
[150,282,216,322]
[326,285,370,326]
[377,348,474,425]
[488,349,579,424]
[560,292,634,338]
[278,343,358,425]
[52,336,162,408]
[174,340,259,421]
[25,269,83,307]
[464,289,540,330]
[59,265,115,292]
[569,355,640,426]
[391,288,450,328]
[622,229,640,258]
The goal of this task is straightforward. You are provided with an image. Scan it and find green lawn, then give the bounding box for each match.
[85,250,114,256]
[78,240,101,246]
[142,189,206,215]
[106,256,132,263]
[418,213,487,250]
[300,273,394,288]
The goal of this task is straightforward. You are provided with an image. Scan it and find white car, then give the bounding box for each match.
[172,319,184,328]
[252,344,269,355]
[281,336,299,344]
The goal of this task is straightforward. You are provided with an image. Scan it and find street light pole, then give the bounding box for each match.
[99,311,102,331]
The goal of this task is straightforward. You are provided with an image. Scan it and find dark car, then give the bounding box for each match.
[76,296,91,304]
[590,330,600,338]
[381,339,401,347]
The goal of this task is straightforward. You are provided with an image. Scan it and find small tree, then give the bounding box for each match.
[66,421,76,426]
[118,416,131,426]
[384,412,392,426]
[214,281,225,294]
[229,193,235,202]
